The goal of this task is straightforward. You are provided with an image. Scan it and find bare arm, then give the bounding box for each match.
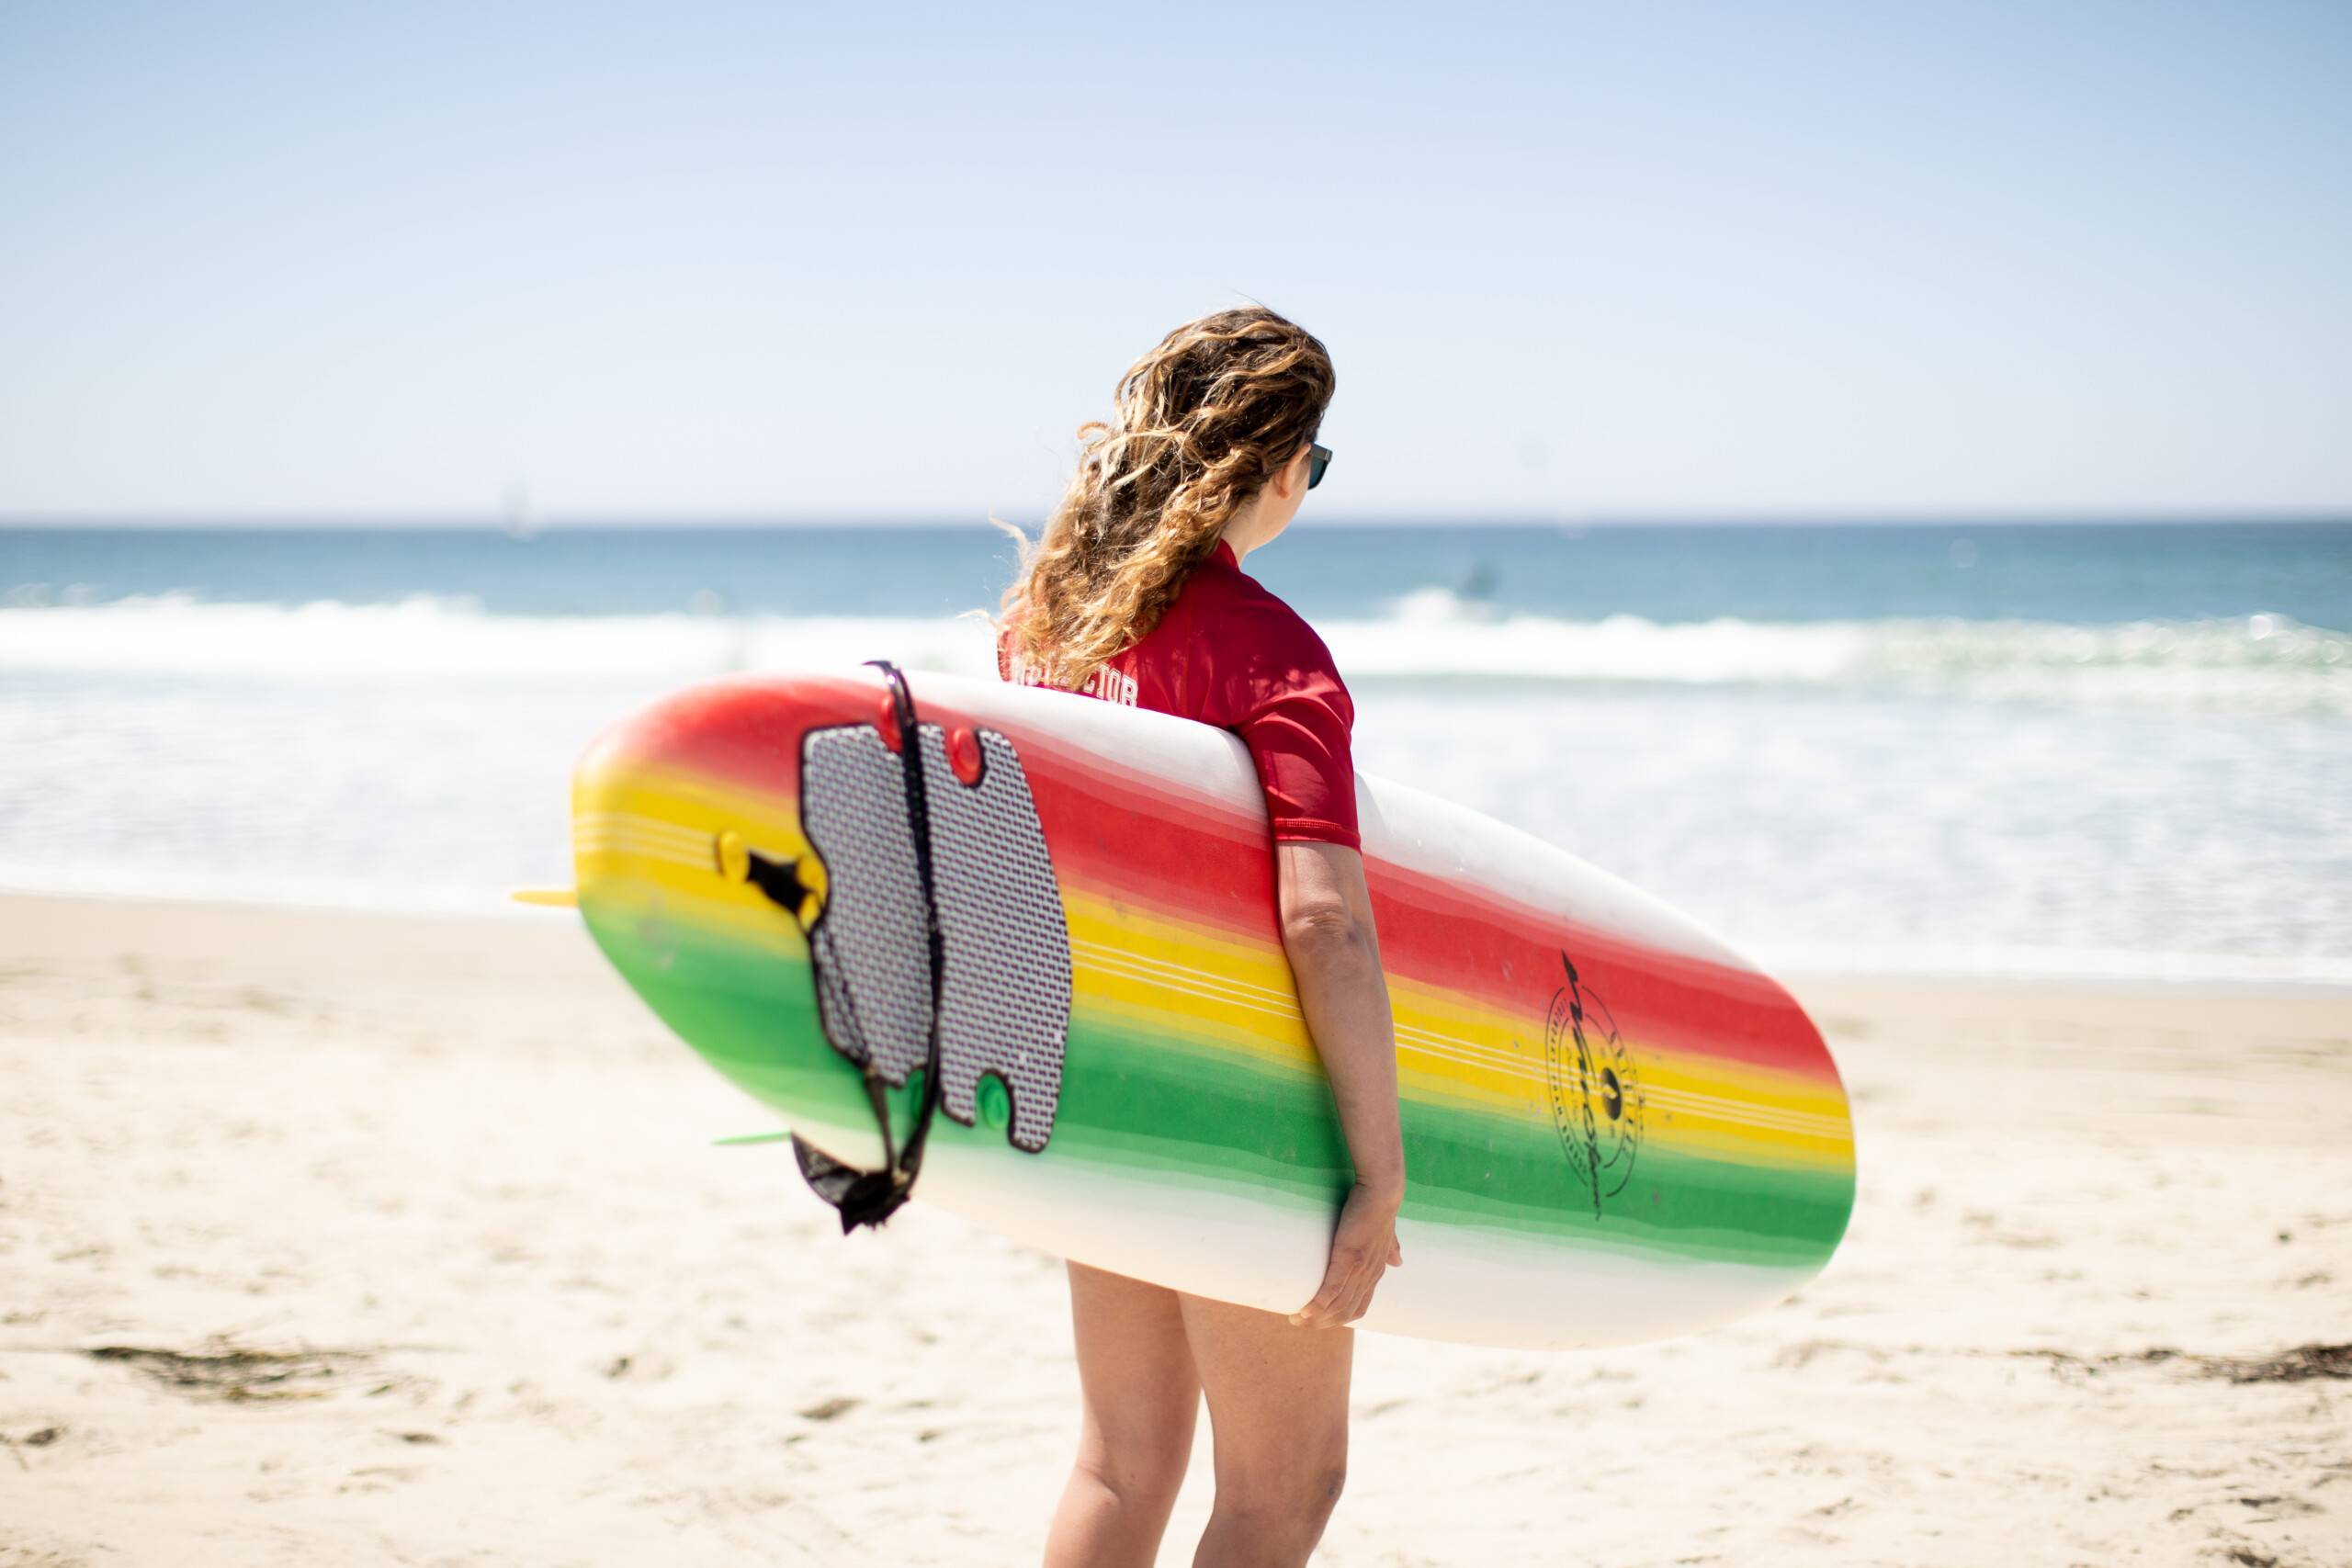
[1274,839,1405,1327]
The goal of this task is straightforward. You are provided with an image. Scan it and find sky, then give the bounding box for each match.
[1,0,2346,523]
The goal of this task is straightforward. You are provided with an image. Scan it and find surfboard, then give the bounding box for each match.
[569,667,1855,1349]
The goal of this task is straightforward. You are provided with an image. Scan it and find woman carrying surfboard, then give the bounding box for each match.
[999,307,1400,1568]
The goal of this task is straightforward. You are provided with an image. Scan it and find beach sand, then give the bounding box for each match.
[3,892,2346,1566]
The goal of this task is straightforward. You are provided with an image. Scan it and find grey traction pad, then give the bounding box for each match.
[798,722,1072,1153]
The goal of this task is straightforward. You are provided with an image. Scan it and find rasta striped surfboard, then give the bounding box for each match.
[570,668,1855,1349]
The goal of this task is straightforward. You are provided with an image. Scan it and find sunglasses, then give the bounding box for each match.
[1306,442,1333,491]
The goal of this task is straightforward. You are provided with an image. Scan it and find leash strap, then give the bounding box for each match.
[775,660,948,1232]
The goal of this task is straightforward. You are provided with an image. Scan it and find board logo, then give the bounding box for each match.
[1542,953,1645,1217]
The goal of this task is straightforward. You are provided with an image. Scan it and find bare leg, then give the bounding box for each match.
[1180,1292,1352,1568]
[1045,1261,1201,1568]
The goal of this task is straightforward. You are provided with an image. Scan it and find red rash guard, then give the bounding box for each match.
[998,539,1362,852]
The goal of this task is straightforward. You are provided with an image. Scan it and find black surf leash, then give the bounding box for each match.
[775,659,948,1232]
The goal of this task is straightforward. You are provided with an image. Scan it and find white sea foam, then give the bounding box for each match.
[0,594,1003,683]
[1336,589,2352,715]
[3,593,2346,716]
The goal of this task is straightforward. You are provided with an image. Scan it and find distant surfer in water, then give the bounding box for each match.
[999,307,1402,1567]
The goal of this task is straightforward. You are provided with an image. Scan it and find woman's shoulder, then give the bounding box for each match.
[1223,570,1338,666]
[1182,566,1347,724]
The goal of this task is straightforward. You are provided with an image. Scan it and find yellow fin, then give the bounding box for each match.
[510,887,579,908]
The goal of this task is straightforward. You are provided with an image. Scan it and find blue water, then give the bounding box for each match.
[3,521,2349,981]
[6,520,2348,628]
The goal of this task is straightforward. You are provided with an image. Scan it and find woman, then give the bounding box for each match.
[997,307,1405,1568]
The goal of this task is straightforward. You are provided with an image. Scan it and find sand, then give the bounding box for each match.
[3,892,2346,1566]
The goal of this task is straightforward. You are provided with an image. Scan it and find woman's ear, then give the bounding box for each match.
[1269,444,1307,500]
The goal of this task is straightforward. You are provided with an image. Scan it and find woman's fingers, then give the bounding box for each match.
[1340,1263,1383,1325]
[1292,1238,1392,1328]
[1290,1184,1405,1327]
[1293,1266,1350,1327]
[1290,1253,1359,1327]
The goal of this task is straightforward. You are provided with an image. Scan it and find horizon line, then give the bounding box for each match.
[4,508,2348,531]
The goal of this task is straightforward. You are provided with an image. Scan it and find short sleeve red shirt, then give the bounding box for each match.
[999,540,1361,851]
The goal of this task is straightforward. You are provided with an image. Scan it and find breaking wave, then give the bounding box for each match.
[2,592,2346,716]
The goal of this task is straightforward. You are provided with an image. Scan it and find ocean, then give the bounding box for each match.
[3,520,2347,984]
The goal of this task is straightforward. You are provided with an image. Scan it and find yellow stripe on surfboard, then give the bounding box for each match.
[1061,888,1852,1170]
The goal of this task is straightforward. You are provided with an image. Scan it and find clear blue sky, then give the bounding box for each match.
[2,0,2346,521]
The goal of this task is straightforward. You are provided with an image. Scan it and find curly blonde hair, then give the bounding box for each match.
[999,306,1334,689]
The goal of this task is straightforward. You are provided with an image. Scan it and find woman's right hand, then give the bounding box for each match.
[1289,1179,1404,1329]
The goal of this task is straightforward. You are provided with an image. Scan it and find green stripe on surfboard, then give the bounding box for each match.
[585,909,1850,1271]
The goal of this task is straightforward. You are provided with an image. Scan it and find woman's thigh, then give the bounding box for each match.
[1176,1291,1353,1493]
[1066,1260,1202,1472]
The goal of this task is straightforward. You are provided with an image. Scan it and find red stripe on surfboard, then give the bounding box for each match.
[1362,855,1834,1080]
[580,673,875,800]
[588,673,1270,844]
[1057,849,1829,1082]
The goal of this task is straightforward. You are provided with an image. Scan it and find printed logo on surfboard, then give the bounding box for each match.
[1541,953,1645,1217]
